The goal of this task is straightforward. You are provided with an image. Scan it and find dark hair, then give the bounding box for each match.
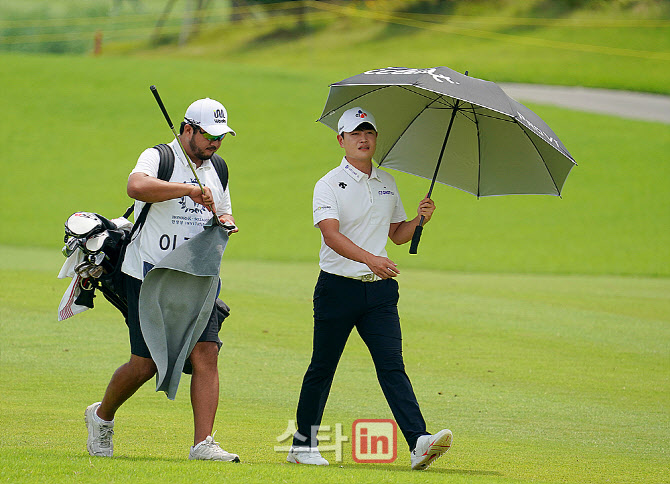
[180,121,200,135]
[355,122,376,132]
[341,122,376,136]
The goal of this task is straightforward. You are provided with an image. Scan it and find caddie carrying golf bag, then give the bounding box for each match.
[59,144,229,320]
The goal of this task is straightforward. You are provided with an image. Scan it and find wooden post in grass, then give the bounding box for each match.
[94,30,103,56]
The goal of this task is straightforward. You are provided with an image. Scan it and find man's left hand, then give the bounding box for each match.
[417,197,436,222]
[218,214,238,233]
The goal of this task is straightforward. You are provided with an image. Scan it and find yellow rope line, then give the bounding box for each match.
[393,11,670,28]
[0,9,335,45]
[1,0,668,61]
[0,0,309,28]
[7,0,665,29]
[308,1,670,61]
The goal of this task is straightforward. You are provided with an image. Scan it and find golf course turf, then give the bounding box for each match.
[0,1,668,482]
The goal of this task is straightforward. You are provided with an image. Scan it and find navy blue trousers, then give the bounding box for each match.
[293,271,427,450]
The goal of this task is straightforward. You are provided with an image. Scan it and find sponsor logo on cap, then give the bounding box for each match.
[356,110,367,119]
[213,108,226,124]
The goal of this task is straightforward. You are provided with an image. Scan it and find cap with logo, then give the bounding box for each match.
[184,98,236,137]
[337,106,377,135]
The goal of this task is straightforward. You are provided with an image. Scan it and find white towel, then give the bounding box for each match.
[57,251,89,321]
[57,274,90,321]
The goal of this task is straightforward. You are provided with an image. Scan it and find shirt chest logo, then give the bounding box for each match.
[338,182,347,189]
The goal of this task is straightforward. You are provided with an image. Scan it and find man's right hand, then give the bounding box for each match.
[189,185,216,212]
[319,218,400,279]
[365,254,400,279]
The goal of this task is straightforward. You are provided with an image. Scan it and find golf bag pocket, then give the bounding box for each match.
[215,298,231,325]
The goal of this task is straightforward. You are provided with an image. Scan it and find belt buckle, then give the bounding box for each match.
[361,274,375,282]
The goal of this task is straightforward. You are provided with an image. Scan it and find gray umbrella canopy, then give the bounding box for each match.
[318,66,576,198]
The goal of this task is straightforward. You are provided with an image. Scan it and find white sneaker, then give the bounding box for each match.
[286,446,329,465]
[84,402,114,457]
[410,429,453,470]
[189,435,240,462]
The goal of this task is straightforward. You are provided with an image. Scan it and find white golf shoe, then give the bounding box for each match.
[84,402,114,457]
[189,435,240,462]
[286,447,329,465]
[410,429,453,470]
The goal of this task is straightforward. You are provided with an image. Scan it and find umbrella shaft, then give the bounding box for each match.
[427,100,460,199]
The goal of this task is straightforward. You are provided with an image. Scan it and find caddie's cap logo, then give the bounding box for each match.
[214,109,226,123]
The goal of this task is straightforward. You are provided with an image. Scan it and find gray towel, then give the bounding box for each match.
[139,219,228,400]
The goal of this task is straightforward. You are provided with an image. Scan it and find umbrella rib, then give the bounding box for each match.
[321,84,455,121]
[446,104,512,125]
[378,94,447,167]
[466,103,483,198]
[515,120,562,196]
[457,108,477,124]
[469,109,515,123]
[396,85,458,107]
[319,85,393,119]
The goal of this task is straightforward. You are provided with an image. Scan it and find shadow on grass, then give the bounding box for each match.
[438,468,502,476]
[68,452,501,475]
[350,462,502,476]
[64,452,187,464]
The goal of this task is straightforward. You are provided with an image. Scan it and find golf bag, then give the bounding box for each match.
[61,144,229,319]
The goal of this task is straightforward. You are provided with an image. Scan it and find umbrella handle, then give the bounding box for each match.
[409,215,425,254]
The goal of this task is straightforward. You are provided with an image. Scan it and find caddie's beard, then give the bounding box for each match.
[189,135,217,161]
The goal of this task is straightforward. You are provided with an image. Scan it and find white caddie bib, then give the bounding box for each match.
[122,139,232,280]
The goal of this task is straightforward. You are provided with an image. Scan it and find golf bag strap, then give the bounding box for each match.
[210,155,229,191]
[154,143,175,181]
[121,144,176,237]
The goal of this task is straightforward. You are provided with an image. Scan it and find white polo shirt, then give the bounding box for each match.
[122,139,232,280]
[313,157,407,278]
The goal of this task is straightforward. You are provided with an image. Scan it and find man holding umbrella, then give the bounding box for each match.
[287,107,452,470]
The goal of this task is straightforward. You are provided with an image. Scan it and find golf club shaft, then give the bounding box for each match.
[150,85,205,191]
[150,85,220,222]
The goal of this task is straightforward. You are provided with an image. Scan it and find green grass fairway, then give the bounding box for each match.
[1,2,668,482]
[1,245,668,483]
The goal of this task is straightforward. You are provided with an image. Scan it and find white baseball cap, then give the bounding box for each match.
[337,107,377,135]
[184,98,236,137]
